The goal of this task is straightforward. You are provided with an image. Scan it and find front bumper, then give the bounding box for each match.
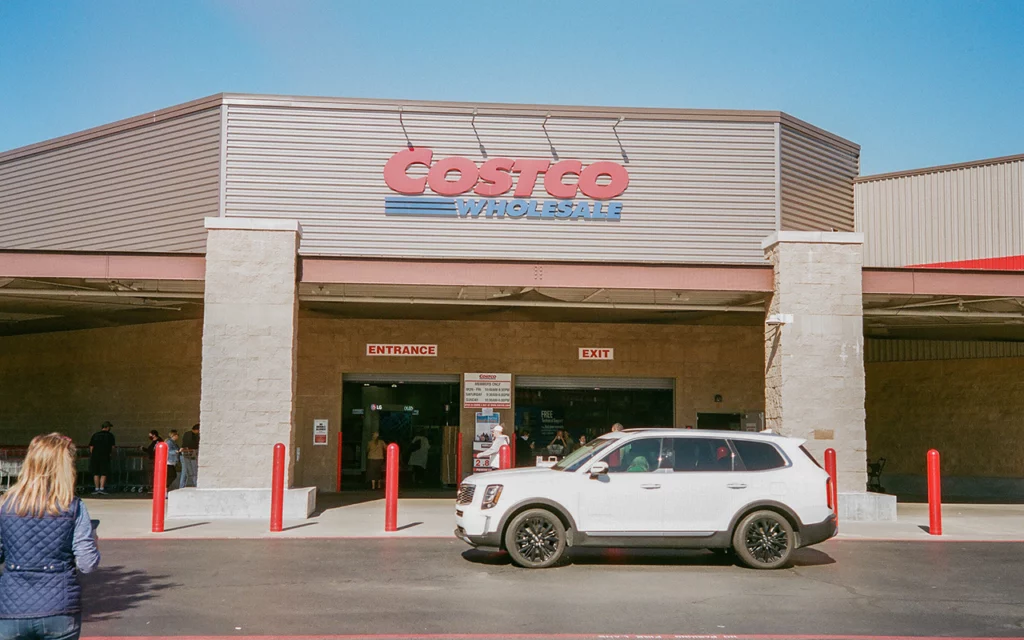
[455,525,502,549]
[799,513,838,547]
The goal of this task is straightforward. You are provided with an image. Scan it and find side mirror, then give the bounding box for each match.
[589,461,609,477]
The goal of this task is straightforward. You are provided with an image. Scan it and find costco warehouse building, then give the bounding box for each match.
[0,94,1021,519]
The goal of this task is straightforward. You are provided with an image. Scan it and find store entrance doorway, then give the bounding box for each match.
[341,375,460,489]
[514,376,674,463]
[696,412,743,430]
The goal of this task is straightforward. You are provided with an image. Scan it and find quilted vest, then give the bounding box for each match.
[0,498,81,618]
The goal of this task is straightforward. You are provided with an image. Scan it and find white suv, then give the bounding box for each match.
[454,429,836,569]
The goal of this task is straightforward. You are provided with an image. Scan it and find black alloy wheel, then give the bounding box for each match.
[504,508,567,569]
[732,509,794,570]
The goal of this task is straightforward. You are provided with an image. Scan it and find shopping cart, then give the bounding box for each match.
[0,447,28,493]
[110,447,153,493]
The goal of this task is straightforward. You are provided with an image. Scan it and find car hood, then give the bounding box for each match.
[464,467,560,484]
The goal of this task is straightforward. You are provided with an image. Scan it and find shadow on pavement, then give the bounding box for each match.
[80,564,178,622]
[163,521,210,533]
[461,546,835,568]
[311,489,456,516]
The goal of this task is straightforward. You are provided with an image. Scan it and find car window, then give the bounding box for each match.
[732,440,787,471]
[552,437,616,472]
[604,437,662,473]
[667,437,733,472]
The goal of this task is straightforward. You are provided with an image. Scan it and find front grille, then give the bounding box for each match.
[457,483,476,505]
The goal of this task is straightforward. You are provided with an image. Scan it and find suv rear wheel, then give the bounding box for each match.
[504,508,567,569]
[732,509,794,570]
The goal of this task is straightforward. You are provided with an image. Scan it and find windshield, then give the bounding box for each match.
[552,437,617,472]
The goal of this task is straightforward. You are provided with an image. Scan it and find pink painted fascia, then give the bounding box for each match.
[863,268,1024,297]
[0,252,205,281]
[300,258,774,292]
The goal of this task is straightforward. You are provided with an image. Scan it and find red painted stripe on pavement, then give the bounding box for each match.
[79,630,1024,634]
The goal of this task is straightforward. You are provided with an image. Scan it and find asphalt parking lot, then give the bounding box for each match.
[80,538,1024,638]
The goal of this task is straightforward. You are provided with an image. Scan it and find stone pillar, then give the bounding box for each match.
[168,218,315,519]
[763,232,868,492]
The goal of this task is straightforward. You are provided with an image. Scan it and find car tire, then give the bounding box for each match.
[504,508,567,569]
[732,510,795,570]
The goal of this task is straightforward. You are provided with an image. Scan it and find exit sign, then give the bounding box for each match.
[579,348,614,360]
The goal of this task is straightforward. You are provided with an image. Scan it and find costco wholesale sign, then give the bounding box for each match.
[383,148,629,221]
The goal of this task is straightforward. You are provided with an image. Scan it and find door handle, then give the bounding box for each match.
[640,483,661,489]
[726,483,748,489]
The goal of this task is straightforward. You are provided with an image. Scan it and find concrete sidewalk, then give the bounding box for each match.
[85,492,1024,541]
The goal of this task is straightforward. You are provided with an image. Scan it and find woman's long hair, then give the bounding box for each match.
[1,433,77,517]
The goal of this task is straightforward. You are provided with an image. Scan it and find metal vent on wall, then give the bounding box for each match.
[514,376,675,390]
[343,373,461,384]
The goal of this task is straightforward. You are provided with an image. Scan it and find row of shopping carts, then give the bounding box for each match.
[0,446,157,494]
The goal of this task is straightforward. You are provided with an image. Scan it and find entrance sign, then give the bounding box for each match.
[464,373,512,409]
[579,348,614,360]
[366,344,437,356]
[313,419,329,446]
[383,148,628,221]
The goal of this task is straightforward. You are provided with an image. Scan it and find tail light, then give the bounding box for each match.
[826,478,834,510]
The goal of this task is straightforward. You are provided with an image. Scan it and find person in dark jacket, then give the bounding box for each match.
[0,433,100,639]
[88,421,116,495]
[141,430,163,460]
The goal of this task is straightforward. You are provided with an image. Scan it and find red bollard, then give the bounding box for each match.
[928,449,942,535]
[385,442,399,532]
[824,448,839,529]
[270,443,285,533]
[151,441,168,533]
[456,432,463,483]
[499,444,511,470]
[336,433,343,493]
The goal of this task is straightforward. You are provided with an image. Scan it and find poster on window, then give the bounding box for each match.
[473,411,500,452]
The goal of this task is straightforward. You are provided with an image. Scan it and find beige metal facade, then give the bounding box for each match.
[855,154,1024,268]
[0,107,221,253]
[1,94,860,266]
[779,124,859,232]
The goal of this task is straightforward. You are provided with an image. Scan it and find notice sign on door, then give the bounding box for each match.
[313,419,329,446]
[366,344,437,356]
[579,348,614,360]
[464,373,512,409]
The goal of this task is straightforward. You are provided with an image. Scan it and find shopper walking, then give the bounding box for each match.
[179,424,200,488]
[515,429,535,467]
[0,433,100,640]
[141,430,163,459]
[408,432,430,487]
[164,430,181,491]
[366,433,387,490]
[88,421,116,494]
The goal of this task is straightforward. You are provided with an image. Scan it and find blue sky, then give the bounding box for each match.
[1,0,1022,174]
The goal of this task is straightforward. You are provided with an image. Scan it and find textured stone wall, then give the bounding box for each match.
[764,233,867,491]
[294,318,765,490]
[199,224,300,489]
[0,320,202,446]
[866,356,1024,479]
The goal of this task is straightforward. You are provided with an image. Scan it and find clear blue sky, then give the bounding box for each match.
[2,0,1022,174]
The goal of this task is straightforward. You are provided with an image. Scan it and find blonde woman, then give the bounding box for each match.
[0,433,100,639]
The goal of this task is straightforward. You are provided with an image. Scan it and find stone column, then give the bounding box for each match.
[763,232,869,493]
[168,217,315,519]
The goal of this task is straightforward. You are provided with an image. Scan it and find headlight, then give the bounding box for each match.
[481,484,503,509]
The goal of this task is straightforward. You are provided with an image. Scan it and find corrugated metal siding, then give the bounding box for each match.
[0,109,221,253]
[779,124,858,232]
[223,104,779,264]
[855,158,1024,268]
[866,338,1024,362]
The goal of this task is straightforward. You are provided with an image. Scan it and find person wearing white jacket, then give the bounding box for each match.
[475,424,510,470]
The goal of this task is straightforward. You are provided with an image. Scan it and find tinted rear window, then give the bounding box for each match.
[732,440,787,471]
[667,438,733,472]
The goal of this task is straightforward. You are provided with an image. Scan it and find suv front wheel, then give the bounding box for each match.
[732,510,795,570]
[504,508,567,569]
